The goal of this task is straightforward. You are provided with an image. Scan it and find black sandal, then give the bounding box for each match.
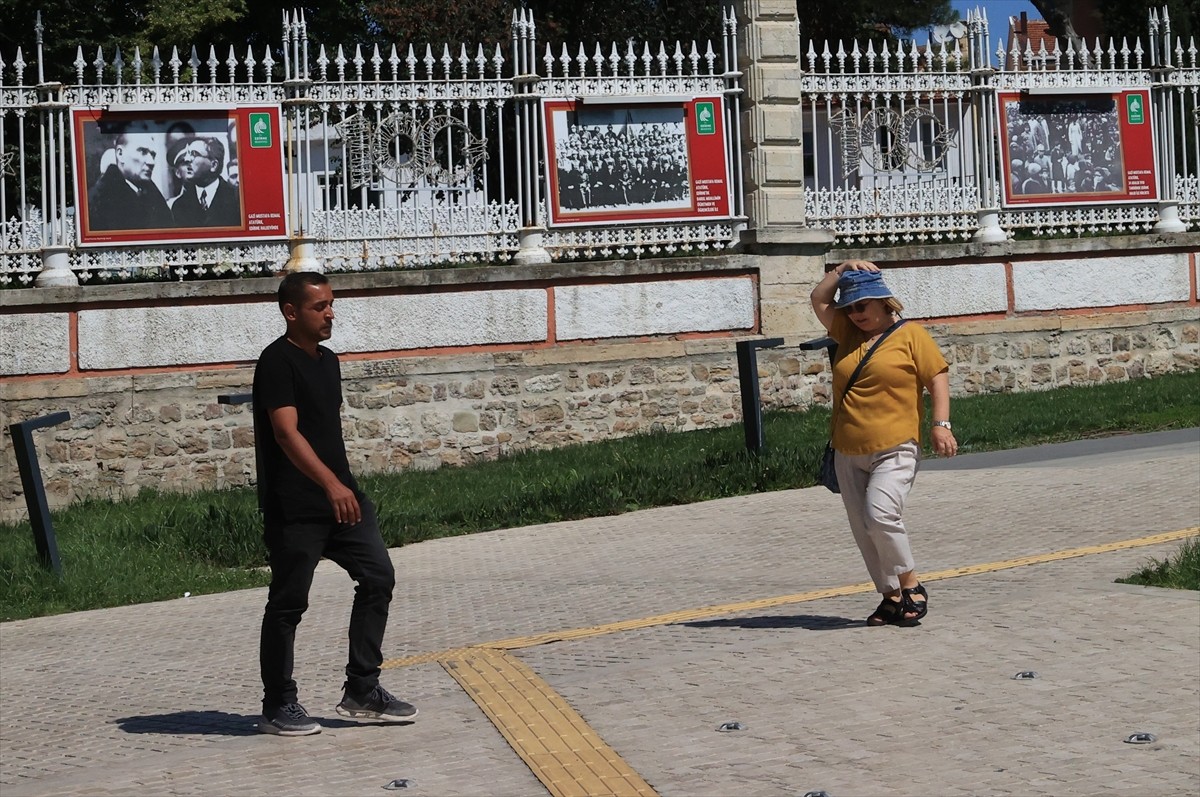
[866,584,928,627]
[866,597,911,626]
[901,583,929,622]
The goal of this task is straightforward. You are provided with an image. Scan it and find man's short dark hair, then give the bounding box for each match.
[278,271,329,310]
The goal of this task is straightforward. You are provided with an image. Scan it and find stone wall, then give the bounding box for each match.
[3,307,1196,523]
[2,238,1199,523]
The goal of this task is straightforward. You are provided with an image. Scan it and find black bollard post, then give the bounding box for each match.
[8,411,71,577]
[735,338,784,454]
[217,393,253,405]
[797,335,837,368]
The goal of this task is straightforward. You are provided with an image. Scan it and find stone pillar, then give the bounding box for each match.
[736,0,830,246]
[735,1,832,342]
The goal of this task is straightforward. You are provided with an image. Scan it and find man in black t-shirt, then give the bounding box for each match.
[252,271,418,736]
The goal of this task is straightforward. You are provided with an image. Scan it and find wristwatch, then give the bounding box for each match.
[932,420,952,430]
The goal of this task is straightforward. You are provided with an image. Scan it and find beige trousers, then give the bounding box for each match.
[833,440,920,593]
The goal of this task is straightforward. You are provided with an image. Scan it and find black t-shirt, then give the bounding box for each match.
[253,336,360,523]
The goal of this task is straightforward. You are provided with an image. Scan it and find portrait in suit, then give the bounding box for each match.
[85,127,174,231]
[167,136,242,228]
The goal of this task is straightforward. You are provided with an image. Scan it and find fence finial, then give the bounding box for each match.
[35,10,45,83]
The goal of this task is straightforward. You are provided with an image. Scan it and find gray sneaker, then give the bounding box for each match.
[258,702,321,736]
[335,684,418,722]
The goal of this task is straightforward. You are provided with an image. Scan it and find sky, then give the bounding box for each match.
[957,0,1041,42]
[913,0,1041,48]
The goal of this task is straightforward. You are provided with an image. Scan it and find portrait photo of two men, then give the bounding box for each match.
[76,113,246,241]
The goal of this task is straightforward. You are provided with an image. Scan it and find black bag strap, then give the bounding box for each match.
[833,319,906,417]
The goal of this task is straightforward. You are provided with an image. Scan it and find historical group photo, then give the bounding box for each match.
[548,103,691,217]
[1002,96,1124,199]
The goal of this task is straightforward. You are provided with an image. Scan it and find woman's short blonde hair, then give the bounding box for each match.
[884,296,904,315]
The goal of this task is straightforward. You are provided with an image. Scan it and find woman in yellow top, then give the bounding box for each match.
[811,260,958,626]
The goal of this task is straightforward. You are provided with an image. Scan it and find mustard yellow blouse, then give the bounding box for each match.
[828,313,949,456]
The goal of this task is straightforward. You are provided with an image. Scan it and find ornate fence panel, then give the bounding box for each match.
[1,37,47,284]
[1156,13,1200,227]
[286,13,521,270]
[0,7,744,286]
[60,41,293,282]
[799,21,984,244]
[799,7,1199,243]
[534,5,745,259]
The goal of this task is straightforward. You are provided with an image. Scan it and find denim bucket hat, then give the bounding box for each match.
[835,270,894,308]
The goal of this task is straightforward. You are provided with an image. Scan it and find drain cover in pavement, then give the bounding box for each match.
[1124,732,1157,744]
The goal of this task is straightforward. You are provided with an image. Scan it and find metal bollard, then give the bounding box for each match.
[735,338,784,454]
[7,411,71,576]
[217,393,253,405]
[798,335,837,367]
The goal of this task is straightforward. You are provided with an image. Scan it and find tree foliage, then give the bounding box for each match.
[1029,0,1198,47]
[2,0,964,80]
[0,0,379,81]
[364,1,725,49]
[1091,0,1199,43]
[796,0,957,46]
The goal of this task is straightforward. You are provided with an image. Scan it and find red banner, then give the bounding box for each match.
[542,96,731,226]
[72,106,287,246]
[997,89,1157,207]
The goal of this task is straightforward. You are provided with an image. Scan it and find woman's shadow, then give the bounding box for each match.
[685,614,861,631]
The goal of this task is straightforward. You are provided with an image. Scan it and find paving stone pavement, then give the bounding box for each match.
[1,432,1198,797]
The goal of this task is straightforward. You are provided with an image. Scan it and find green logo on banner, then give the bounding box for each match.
[1126,94,1145,124]
[695,101,716,135]
[249,113,273,147]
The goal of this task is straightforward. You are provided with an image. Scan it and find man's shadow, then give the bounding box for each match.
[684,614,861,631]
[117,710,260,737]
[116,711,415,736]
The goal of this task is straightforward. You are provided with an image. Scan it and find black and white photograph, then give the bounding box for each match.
[78,114,243,236]
[1001,96,1124,199]
[547,104,691,216]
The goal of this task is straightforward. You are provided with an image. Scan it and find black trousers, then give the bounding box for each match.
[259,499,395,712]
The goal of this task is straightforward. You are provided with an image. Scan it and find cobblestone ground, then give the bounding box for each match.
[2,433,1197,797]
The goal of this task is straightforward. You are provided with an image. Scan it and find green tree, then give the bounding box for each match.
[796,0,958,46]
[0,1,381,82]
[1030,0,1198,47]
[364,0,724,49]
[1090,0,1199,44]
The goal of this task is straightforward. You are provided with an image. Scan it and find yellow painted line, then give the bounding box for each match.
[441,647,659,797]
[383,527,1198,668]
[484,527,1200,650]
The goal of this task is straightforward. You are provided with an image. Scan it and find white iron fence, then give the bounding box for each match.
[3,6,1196,286]
[800,7,1200,243]
[0,7,746,286]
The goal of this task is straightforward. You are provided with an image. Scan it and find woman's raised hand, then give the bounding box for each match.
[836,259,880,274]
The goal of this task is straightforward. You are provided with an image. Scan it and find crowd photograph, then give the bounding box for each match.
[549,104,691,216]
[1002,96,1124,199]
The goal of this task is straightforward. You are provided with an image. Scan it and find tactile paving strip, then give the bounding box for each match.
[441,647,659,797]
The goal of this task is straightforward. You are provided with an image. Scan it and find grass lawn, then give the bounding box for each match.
[1117,535,1200,591]
[2,370,1197,621]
